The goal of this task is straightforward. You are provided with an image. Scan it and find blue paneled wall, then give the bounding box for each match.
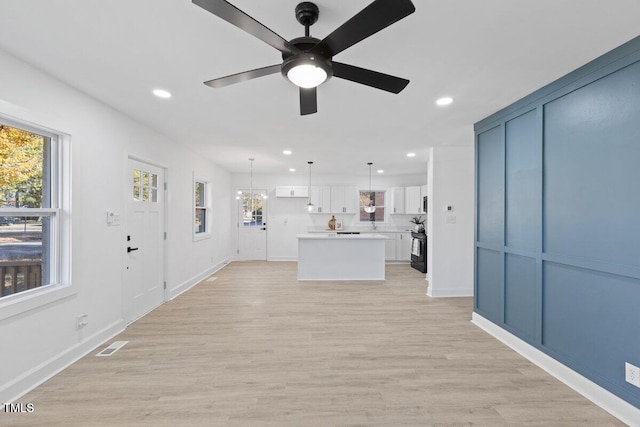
[474,36,640,408]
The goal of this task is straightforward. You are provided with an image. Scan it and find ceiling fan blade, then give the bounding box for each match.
[308,0,415,58]
[204,64,281,88]
[333,62,409,94]
[300,87,317,115]
[192,0,301,56]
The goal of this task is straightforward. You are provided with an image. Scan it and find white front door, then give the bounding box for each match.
[237,189,267,261]
[125,158,166,323]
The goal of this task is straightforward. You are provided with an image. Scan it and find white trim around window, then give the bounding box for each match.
[0,117,72,321]
[193,174,211,241]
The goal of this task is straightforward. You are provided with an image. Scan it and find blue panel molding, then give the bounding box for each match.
[474,34,640,410]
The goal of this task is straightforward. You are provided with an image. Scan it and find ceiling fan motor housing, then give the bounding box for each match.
[295,2,319,27]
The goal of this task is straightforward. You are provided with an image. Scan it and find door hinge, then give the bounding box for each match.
[237,249,239,254]
[164,231,167,240]
[163,281,167,290]
[164,182,167,191]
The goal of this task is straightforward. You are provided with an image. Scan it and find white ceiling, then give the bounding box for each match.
[1,0,639,175]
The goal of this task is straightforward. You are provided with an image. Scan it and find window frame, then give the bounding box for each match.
[0,116,72,320]
[193,175,211,241]
[358,189,387,223]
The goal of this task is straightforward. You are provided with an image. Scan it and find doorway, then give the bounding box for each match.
[125,158,166,323]
[237,189,267,261]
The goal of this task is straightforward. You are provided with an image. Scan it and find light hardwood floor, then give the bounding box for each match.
[3,262,626,426]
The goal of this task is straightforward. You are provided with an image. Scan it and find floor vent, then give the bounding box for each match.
[205,276,218,282]
[96,340,129,357]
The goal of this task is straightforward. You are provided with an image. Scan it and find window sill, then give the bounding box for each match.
[0,282,76,321]
[193,232,211,242]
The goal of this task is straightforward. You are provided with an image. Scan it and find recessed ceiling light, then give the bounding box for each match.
[152,89,172,99]
[407,152,416,158]
[377,169,384,174]
[436,96,453,106]
[289,168,296,172]
[283,150,292,155]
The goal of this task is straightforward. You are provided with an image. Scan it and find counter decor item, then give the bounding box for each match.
[328,215,336,230]
[410,215,425,233]
[335,219,343,230]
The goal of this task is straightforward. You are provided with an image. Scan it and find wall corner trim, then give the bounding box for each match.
[471,313,640,426]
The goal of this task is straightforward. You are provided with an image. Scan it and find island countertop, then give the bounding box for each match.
[296,233,391,240]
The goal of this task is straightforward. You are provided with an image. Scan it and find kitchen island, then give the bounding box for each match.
[297,233,388,280]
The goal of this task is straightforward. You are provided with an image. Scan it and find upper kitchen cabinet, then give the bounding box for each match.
[405,185,428,214]
[276,186,309,198]
[309,186,331,213]
[331,186,358,214]
[389,187,405,214]
[405,186,422,214]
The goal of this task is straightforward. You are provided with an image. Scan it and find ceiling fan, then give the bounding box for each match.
[192,0,416,115]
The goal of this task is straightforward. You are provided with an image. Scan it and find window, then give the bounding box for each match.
[194,178,210,239]
[359,190,386,222]
[238,190,266,227]
[0,120,65,301]
[133,169,158,203]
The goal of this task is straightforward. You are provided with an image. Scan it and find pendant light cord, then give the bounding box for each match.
[368,162,373,205]
[249,158,254,214]
[307,161,313,205]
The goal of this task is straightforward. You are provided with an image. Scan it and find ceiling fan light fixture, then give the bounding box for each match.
[282,54,332,89]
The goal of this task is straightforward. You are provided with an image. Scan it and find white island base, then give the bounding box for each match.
[297,233,387,280]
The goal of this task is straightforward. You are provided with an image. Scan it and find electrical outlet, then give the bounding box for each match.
[625,362,640,388]
[76,314,88,329]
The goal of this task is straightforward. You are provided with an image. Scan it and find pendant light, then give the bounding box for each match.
[305,161,315,212]
[364,162,376,213]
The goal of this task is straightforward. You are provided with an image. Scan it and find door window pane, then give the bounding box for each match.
[240,191,265,227]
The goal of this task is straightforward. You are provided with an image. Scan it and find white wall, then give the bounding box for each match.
[230,172,427,261]
[427,146,475,297]
[0,48,233,402]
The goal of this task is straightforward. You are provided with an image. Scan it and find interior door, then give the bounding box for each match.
[125,158,166,323]
[237,189,267,261]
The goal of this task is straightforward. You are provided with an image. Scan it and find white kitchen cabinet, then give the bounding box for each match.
[309,186,331,213]
[384,234,397,261]
[405,186,422,214]
[330,186,357,214]
[276,186,309,198]
[396,232,412,261]
[389,187,405,214]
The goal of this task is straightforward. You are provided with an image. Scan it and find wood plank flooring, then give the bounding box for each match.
[3,262,626,426]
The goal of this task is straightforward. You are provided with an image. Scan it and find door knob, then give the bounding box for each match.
[261,227,267,231]
[127,246,139,253]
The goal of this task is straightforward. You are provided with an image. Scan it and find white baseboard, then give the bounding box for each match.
[168,257,232,301]
[471,313,640,427]
[267,256,297,262]
[1,319,125,403]
[427,286,473,298]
